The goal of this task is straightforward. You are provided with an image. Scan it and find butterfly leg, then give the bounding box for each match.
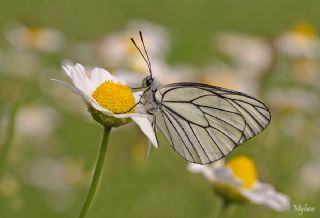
[146,115,158,158]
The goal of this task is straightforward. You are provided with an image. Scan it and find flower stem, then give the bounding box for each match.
[79,126,112,218]
[214,199,234,218]
[0,96,21,180]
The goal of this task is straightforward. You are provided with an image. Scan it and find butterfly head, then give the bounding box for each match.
[142,75,154,87]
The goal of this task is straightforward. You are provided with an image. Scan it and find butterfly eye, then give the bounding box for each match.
[142,76,153,87]
[146,78,153,86]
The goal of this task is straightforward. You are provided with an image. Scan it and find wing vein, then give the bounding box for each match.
[187,122,212,162]
[163,108,205,162]
[204,128,224,155]
[201,110,243,132]
[162,108,199,162]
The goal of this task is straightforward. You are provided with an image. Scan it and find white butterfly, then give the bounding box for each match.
[130,32,271,165]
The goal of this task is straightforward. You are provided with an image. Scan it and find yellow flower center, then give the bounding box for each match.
[292,22,316,38]
[26,27,43,48]
[226,156,257,189]
[92,81,135,114]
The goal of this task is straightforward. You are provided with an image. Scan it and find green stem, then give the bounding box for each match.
[79,126,112,218]
[0,97,20,180]
[212,201,222,218]
[213,199,234,218]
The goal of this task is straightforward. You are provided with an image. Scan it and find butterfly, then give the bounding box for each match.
[130,31,271,165]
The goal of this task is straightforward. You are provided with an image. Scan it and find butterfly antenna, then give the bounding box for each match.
[130,33,153,77]
[139,31,153,77]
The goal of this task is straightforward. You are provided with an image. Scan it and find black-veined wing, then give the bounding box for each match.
[150,82,271,164]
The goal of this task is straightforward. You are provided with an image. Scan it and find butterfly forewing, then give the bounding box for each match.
[151,82,271,164]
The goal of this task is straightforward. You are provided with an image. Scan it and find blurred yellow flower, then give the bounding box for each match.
[0,174,22,210]
[0,174,20,198]
[292,22,317,40]
[226,156,257,189]
[188,156,289,211]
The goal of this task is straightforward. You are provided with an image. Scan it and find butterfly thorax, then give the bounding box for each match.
[141,78,161,113]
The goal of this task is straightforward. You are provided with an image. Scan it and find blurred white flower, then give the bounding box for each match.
[53,63,158,147]
[188,156,289,211]
[215,32,273,74]
[95,20,169,71]
[115,60,195,88]
[148,60,195,84]
[299,161,320,194]
[292,59,320,85]
[309,127,320,162]
[6,23,65,52]
[279,115,306,138]
[274,22,320,59]
[15,104,58,144]
[267,88,318,112]
[0,49,41,79]
[37,65,92,121]
[23,158,89,192]
[22,158,88,212]
[23,158,71,192]
[200,64,258,96]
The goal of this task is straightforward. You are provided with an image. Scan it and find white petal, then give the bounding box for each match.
[131,116,158,148]
[134,91,144,102]
[51,79,79,95]
[70,65,86,91]
[62,65,72,78]
[62,64,94,95]
[241,182,290,211]
[187,163,215,181]
[87,98,113,116]
[213,167,242,187]
[87,96,149,118]
[87,98,148,118]
[132,91,146,114]
[113,113,149,118]
[51,79,92,103]
[89,67,115,88]
[115,71,144,87]
[73,63,95,94]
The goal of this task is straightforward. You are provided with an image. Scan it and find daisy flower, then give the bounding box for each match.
[53,63,158,217]
[188,156,289,212]
[274,22,320,59]
[15,104,58,145]
[6,23,64,52]
[199,64,251,93]
[53,63,157,147]
[95,20,169,71]
[215,32,273,74]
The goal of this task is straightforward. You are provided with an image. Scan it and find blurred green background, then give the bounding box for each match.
[0,0,319,218]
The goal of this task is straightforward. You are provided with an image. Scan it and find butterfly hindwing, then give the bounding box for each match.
[150,83,271,164]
